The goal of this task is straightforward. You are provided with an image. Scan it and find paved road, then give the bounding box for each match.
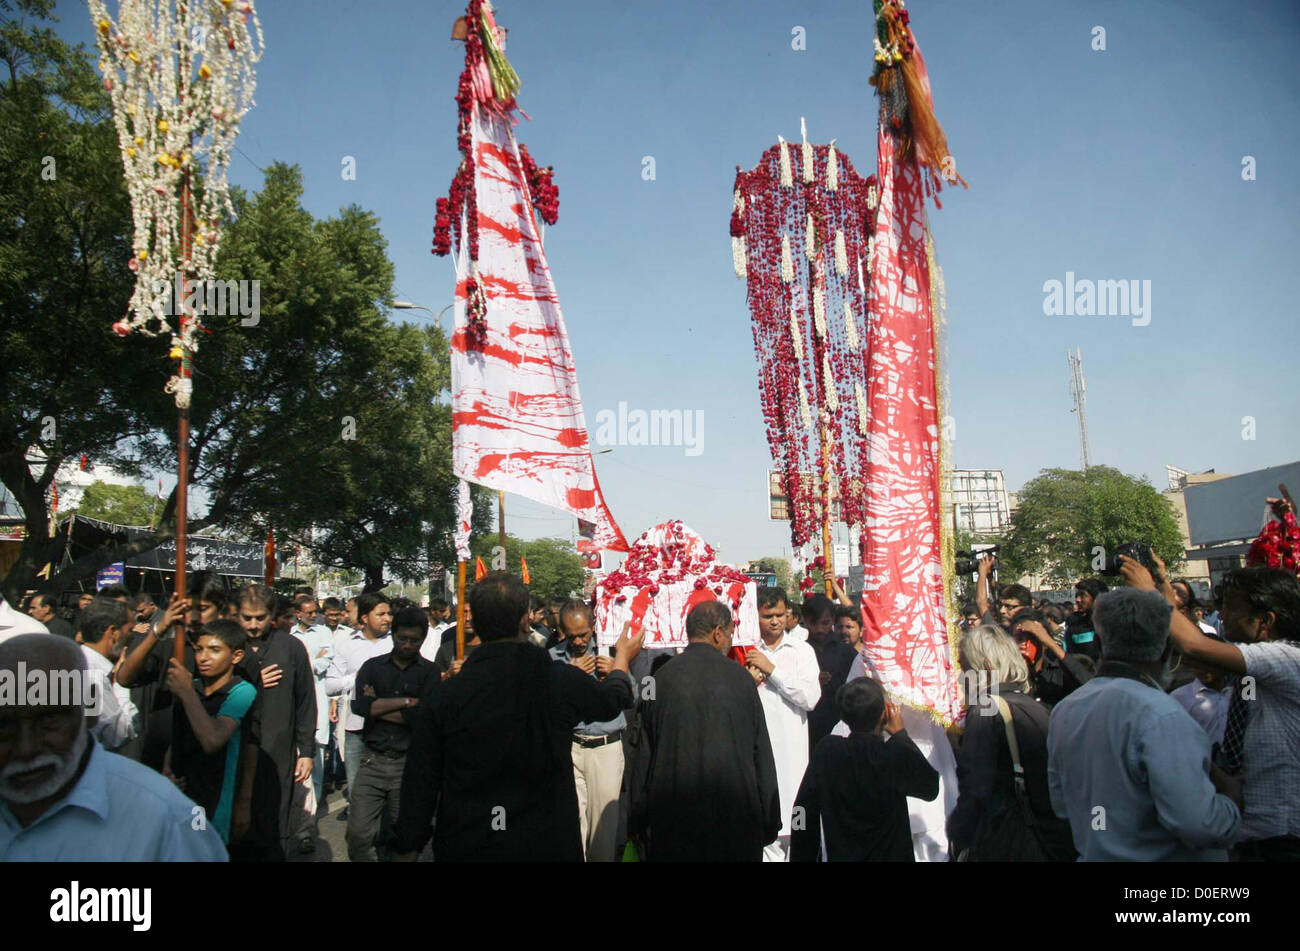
[286,788,349,863]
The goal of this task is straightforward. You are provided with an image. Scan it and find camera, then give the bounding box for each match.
[1098,541,1160,580]
[955,545,999,576]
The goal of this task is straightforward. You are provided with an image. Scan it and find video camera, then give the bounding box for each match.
[955,545,1000,576]
[1098,541,1161,580]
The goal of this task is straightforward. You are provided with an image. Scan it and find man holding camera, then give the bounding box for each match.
[1121,530,1300,861]
[974,550,1032,628]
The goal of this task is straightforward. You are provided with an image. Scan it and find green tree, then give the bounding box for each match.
[1000,466,1184,587]
[73,481,158,526]
[470,532,586,603]
[0,1,170,601]
[751,556,792,593]
[0,4,469,604]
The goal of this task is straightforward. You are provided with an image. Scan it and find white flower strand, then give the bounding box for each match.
[834,229,848,276]
[89,0,263,393]
[855,381,869,434]
[798,382,813,430]
[844,300,860,351]
[812,285,827,339]
[780,234,794,283]
[824,354,839,412]
[790,308,805,362]
[732,236,746,278]
[826,140,839,192]
[802,138,815,184]
[805,213,816,261]
[778,137,793,189]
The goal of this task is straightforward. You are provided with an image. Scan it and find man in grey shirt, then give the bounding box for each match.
[1048,587,1241,860]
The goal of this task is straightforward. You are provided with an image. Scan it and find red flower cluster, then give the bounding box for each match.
[518,144,559,227]
[732,143,878,549]
[464,277,487,349]
[601,520,751,608]
[430,4,486,262]
[1247,511,1300,575]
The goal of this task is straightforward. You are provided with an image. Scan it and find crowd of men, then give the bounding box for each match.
[1,497,1298,862]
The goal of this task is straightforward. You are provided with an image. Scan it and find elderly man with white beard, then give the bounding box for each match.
[0,633,227,860]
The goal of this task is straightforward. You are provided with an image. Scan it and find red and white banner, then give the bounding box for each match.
[858,127,962,725]
[451,108,627,551]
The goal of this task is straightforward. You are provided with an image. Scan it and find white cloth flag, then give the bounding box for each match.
[451,107,627,551]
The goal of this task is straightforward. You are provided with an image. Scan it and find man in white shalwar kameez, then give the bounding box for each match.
[831,652,959,861]
[745,589,822,862]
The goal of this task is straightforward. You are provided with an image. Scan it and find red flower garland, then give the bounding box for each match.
[431,2,559,354]
[1247,511,1300,576]
[732,144,878,552]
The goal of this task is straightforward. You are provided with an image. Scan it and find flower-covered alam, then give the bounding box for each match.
[731,124,879,597]
[88,0,263,658]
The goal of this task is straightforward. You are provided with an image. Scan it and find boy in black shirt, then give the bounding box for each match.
[792,678,939,861]
[165,620,259,847]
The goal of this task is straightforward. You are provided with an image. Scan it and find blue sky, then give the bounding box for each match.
[53,0,1300,566]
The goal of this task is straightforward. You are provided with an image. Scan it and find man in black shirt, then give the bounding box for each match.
[394,572,641,861]
[792,677,938,861]
[804,595,857,749]
[627,600,782,861]
[1064,578,1108,661]
[26,593,75,639]
[236,583,316,857]
[346,607,439,861]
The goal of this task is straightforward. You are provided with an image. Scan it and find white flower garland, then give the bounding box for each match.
[844,300,859,351]
[89,0,263,393]
[805,213,816,261]
[778,137,793,189]
[826,141,838,192]
[823,354,838,412]
[834,229,848,276]
[802,137,815,184]
[780,234,794,283]
[812,285,826,339]
[855,381,869,434]
[798,381,813,430]
[790,307,805,362]
[732,236,746,279]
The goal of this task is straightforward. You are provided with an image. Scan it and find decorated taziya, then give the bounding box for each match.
[731,126,878,551]
[89,0,263,407]
[595,521,759,649]
[436,1,627,555]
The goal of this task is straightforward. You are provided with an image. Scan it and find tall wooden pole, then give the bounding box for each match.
[173,158,193,665]
[806,225,834,599]
[455,560,467,661]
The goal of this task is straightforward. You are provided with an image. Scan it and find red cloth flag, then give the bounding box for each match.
[450,106,627,553]
[858,123,961,726]
[474,557,488,582]
[520,556,530,586]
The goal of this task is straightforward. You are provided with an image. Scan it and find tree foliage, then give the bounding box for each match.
[1000,466,1184,587]
[750,556,792,594]
[470,532,586,603]
[73,481,159,526]
[0,5,471,600]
